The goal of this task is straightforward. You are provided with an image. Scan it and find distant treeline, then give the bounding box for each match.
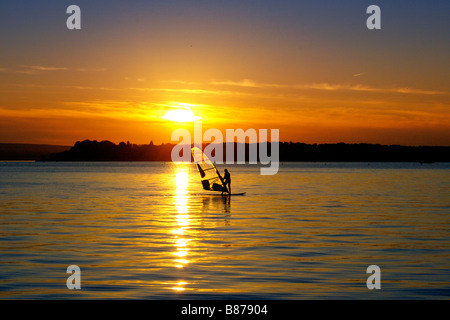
[0,143,70,161]
[42,139,450,162]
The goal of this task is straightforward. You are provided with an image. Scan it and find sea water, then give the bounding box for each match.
[0,161,449,299]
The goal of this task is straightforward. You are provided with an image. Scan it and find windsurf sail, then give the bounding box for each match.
[191,147,228,192]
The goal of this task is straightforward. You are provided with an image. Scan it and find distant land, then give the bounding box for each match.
[0,143,70,161]
[1,140,449,162]
[0,140,444,163]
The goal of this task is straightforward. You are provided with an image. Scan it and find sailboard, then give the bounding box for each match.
[191,146,246,196]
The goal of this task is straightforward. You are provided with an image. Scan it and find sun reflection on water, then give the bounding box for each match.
[171,167,191,292]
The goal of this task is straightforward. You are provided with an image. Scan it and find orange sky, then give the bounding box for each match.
[0,1,449,146]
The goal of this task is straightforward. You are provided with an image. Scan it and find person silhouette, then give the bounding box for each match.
[223,169,231,195]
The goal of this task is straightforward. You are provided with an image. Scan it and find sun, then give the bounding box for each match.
[163,108,200,122]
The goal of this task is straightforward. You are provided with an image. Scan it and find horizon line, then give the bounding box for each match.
[1,140,449,148]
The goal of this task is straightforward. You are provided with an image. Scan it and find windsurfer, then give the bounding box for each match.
[222,169,231,195]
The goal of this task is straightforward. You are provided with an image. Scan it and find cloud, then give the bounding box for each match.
[23,65,68,71]
[207,79,446,96]
[296,83,446,95]
[210,79,260,88]
[63,85,119,91]
[128,87,250,96]
[0,65,70,75]
[392,87,445,95]
[162,80,200,85]
[75,67,108,72]
[10,83,50,89]
[0,99,162,122]
[3,65,107,74]
[14,69,40,75]
[210,79,284,89]
[301,83,381,92]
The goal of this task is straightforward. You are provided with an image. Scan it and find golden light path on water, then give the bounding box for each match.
[171,168,190,292]
[0,162,449,299]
